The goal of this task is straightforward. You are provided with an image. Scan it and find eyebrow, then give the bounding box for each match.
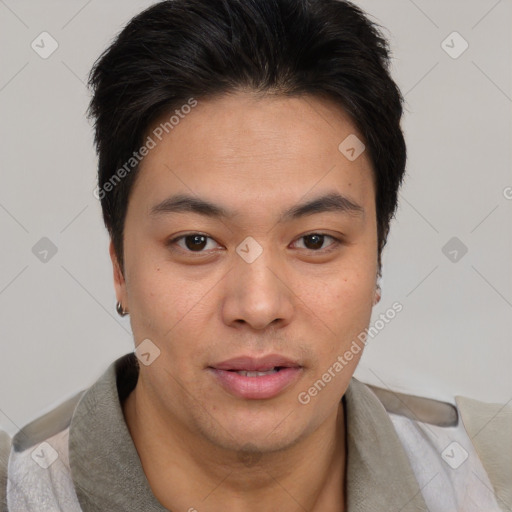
[149,192,365,222]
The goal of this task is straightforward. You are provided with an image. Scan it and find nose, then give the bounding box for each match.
[221,247,294,331]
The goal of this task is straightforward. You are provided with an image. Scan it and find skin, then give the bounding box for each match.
[113,91,380,511]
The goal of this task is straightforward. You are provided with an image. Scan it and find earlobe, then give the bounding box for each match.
[373,283,381,305]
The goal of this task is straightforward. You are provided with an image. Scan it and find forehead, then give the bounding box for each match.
[131,92,375,216]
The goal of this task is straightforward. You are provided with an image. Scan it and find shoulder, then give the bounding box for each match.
[7,392,86,512]
[366,381,511,509]
[365,380,512,435]
[8,353,132,456]
[11,390,85,454]
[455,394,512,508]
[455,393,512,435]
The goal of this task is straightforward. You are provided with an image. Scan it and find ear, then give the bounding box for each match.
[109,240,127,307]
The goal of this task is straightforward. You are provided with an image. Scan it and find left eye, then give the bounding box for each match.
[292,233,339,251]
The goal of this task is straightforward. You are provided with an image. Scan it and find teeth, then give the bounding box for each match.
[236,368,278,377]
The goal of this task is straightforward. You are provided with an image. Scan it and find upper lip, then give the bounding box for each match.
[209,354,302,371]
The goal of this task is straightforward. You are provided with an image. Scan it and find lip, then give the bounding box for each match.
[208,367,303,400]
[207,354,303,400]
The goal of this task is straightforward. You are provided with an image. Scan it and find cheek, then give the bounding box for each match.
[310,260,375,316]
[302,266,375,358]
[126,260,215,354]
[125,259,178,338]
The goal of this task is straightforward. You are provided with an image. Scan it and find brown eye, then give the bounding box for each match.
[168,233,220,253]
[303,234,324,250]
[294,233,340,252]
[183,234,208,251]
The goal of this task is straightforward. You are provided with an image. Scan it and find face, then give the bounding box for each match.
[111,91,379,455]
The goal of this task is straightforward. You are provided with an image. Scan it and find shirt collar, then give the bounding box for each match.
[69,353,428,511]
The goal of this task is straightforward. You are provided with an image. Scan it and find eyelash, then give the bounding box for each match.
[167,232,342,255]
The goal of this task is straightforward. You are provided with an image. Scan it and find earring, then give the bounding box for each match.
[373,284,381,305]
[116,301,128,317]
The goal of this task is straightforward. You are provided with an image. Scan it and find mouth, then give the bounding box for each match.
[223,366,288,377]
[209,354,302,372]
[207,354,303,400]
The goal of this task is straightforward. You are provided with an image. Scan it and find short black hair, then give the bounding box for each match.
[88,0,406,279]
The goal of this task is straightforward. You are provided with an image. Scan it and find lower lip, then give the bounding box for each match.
[208,367,303,400]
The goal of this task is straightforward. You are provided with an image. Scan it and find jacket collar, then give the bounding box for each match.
[69,353,166,511]
[69,353,428,511]
[344,377,428,510]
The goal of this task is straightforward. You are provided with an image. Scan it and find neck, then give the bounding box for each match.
[123,379,347,512]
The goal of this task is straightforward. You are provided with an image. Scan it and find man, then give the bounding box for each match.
[3,0,511,510]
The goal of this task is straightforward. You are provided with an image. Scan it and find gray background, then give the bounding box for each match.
[0,0,511,437]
